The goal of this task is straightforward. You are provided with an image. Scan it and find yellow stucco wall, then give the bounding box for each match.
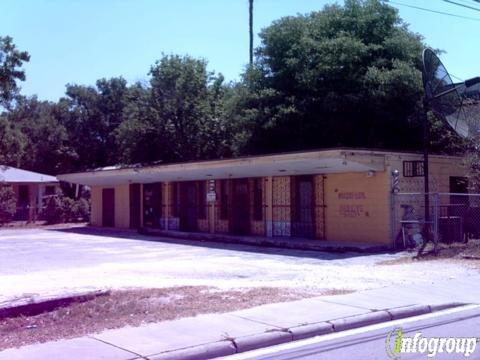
[90,186,102,226]
[324,171,391,244]
[114,184,130,228]
[90,184,130,228]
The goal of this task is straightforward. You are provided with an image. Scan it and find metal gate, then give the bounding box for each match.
[272,176,325,239]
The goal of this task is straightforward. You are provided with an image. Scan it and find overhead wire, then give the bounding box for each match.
[385,0,480,21]
[442,0,480,12]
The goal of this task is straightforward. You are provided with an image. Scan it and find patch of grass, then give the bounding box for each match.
[0,286,352,350]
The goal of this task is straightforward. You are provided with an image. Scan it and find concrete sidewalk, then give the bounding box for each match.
[2,274,479,360]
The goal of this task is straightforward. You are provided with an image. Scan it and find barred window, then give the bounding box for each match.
[171,183,179,217]
[403,161,424,177]
[220,180,229,220]
[197,181,206,219]
[253,178,263,221]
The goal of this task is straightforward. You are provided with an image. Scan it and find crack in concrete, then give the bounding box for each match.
[88,335,148,360]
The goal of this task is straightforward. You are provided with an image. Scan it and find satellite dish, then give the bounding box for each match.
[422,48,480,138]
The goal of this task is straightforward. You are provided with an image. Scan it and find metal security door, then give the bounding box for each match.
[231,179,250,235]
[180,181,198,231]
[291,176,315,238]
[129,184,141,229]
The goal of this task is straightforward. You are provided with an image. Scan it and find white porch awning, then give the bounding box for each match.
[58,149,386,186]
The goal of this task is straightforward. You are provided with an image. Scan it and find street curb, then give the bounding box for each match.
[329,310,391,332]
[147,340,236,360]
[233,330,293,353]
[429,302,467,312]
[143,303,465,359]
[288,322,334,340]
[387,304,431,320]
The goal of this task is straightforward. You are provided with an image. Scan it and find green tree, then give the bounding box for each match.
[232,0,429,155]
[0,183,16,224]
[0,36,30,109]
[59,77,129,170]
[117,55,232,164]
[0,115,26,166]
[5,96,76,174]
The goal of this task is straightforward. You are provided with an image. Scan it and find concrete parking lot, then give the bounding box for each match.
[0,227,477,304]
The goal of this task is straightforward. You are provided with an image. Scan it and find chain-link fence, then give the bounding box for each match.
[393,192,480,248]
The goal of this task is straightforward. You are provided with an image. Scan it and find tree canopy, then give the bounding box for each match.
[0,36,30,109]
[117,55,232,165]
[230,0,427,155]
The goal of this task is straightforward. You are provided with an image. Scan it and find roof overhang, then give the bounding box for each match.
[58,150,386,187]
[0,166,58,184]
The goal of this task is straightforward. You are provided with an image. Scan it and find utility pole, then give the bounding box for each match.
[249,0,253,65]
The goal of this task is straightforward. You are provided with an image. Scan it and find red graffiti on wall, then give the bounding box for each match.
[339,204,365,218]
[337,192,366,200]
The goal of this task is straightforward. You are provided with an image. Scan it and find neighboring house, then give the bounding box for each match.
[58,149,467,246]
[0,166,60,221]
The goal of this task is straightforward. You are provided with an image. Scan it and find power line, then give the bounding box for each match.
[386,0,480,21]
[442,0,480,12]
[456,0,480,4]
[450,73,465,82]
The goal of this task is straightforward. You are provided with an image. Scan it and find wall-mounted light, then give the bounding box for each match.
[367,170,376,177]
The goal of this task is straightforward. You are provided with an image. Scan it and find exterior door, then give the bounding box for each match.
[102,188,115,227]
[291,176,315,238]
[180,181,198,231]
[16,185,30,220]
[129,184,141,229]
[231,179,250,235]
[143,183,162,228]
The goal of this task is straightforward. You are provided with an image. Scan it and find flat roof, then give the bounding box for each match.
[0,166,58,184]
[57,148,461,187]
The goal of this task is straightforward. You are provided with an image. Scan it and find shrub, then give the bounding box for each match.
[43,195,65,224]
[42,194,90,224]
[70,197,90,221]
[0,184,16,225]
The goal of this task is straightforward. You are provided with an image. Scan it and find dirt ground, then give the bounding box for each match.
[376,240,480,268]
[0,286,351,350]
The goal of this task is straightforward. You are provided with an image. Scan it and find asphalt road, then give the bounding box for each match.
[232,306,480,360]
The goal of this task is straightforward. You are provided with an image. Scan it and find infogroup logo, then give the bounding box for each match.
[385,328,478,358]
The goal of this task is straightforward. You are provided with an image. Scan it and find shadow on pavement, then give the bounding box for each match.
[51,226,396,261]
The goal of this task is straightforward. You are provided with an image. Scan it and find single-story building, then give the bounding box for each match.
[58,149,467,246]
[0,166,60,221]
